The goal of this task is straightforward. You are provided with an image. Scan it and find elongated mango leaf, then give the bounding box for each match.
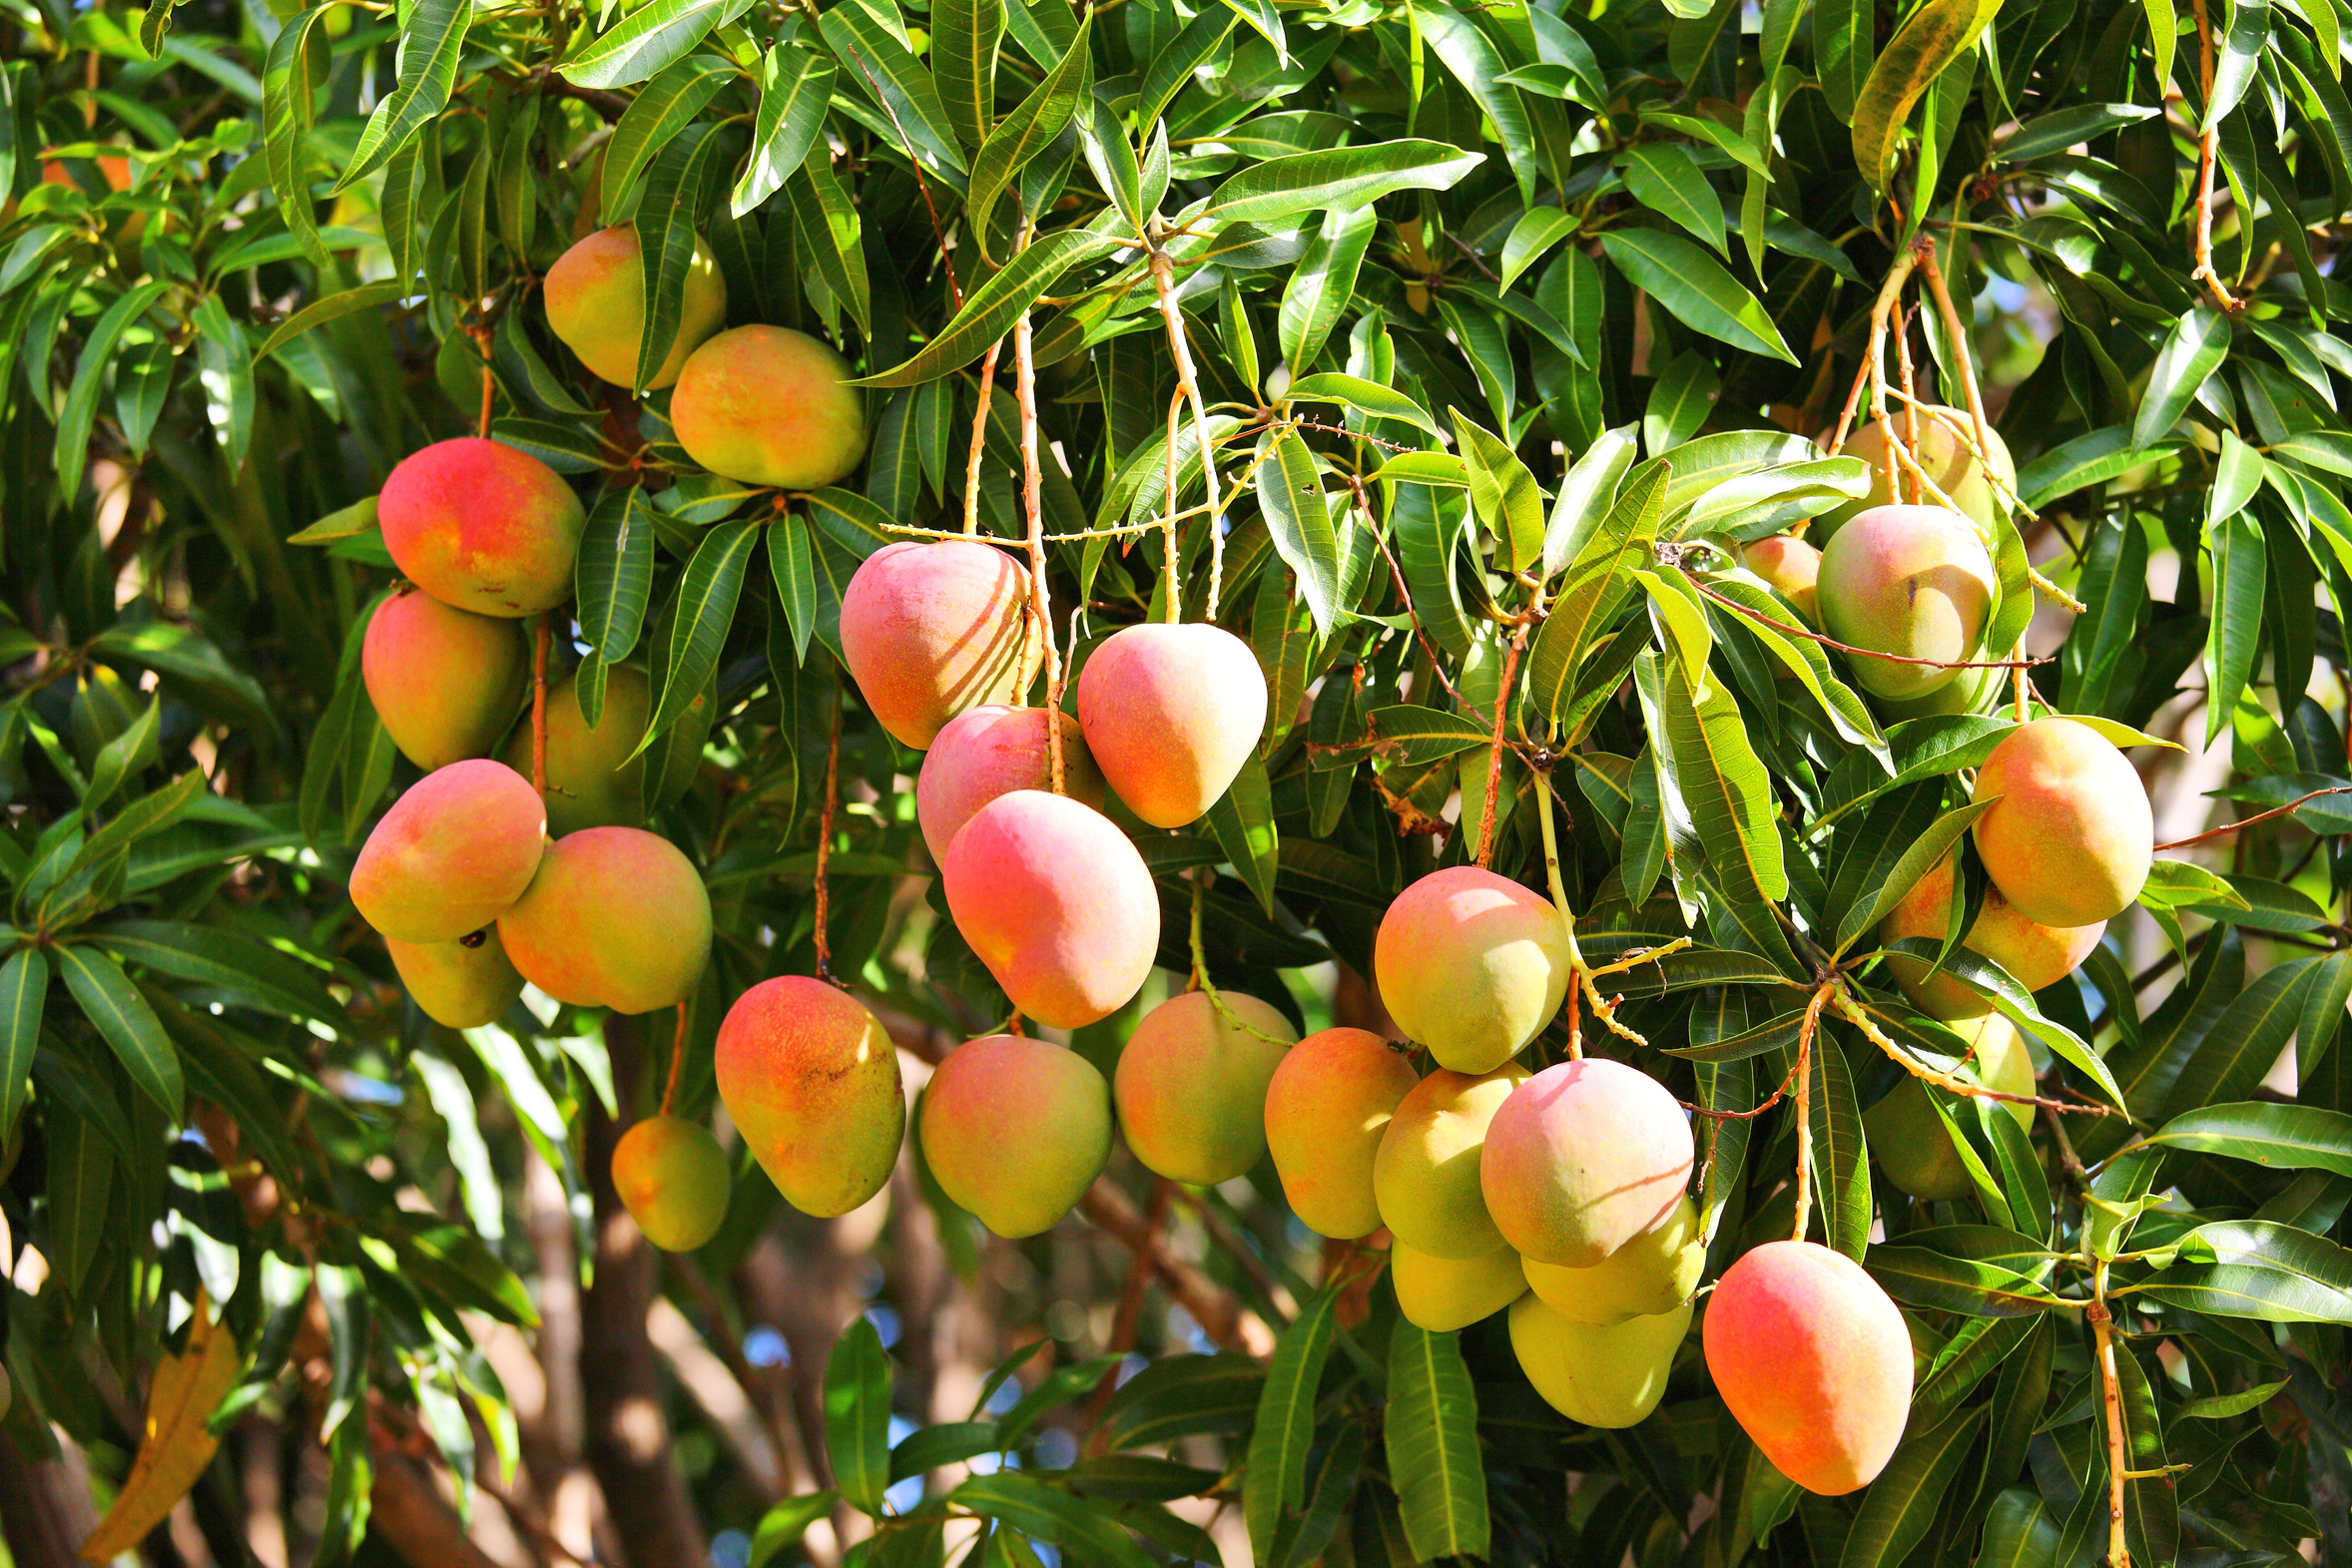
[856,231,1117,386]
[1245,1290,1337,1561]
[1850,0,2001,193]
[1385,1322,1488,1561]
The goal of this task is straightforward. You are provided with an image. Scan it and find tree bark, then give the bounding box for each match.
[367,1441,507,1568]
[582,1014,708,1568]
[0,1429,97,1568]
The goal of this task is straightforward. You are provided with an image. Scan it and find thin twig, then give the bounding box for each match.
[1894,304,1924,505]
[660,1001,688,1117]
[1689,578,2049,672]
[1829,249,1921,455]
[530,614,550,796]
[2153,784,2352,850]
[1014,310,1067,795]
[815,703,842,984]
[1474,624,1529,869]
[1149,236,1227,616]
[2188,0,2243,314]
[2090,1273,2133,1568]
[1788,982,1833,1243]
[963,341,1000,535]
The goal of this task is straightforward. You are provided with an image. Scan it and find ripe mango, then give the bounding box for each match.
[544,226,727,390]
[1393,1243,1527,1331]
[386,928,524,1030]
[1509,1293,1690,1428]
[364,589,529,772]
[1970,718,2152,927]
[716,976,904,1217]
[1815,505,1996,702]
[671,325,868,490]
[1740,535,1820,622]
[1520,1194,1704,1324]
[1074,623,1268,828]
[350,760,546,943]
[611,1115,732,1252]
[1263,1027,1419,1239]
[921,1035,1110,1237]
[939,790,1159,1030]
[1114,990,1296,1185]
[1374,1063,1528,1261]
[1374,866,1571,1075]
[1879,856,2103,1019]
[915,705,1103,863]
[498,826,711,1014]
[1479,1058,1693,1268]
[378,437,586,618]
[841,541,1040,750]
[1703,1240,1913,1494]
[1821,407,2017,542]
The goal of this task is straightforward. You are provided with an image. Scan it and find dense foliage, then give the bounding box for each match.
[5,0,2352,1560]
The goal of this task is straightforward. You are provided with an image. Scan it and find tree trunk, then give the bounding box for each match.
[581,1014,708,1568]
[0,1430,99,1568]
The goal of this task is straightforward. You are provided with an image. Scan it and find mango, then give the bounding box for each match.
[1392,1244,1527,1331]
[716,976,903,1217]
[350,760,546,942]
[921,1034,1111,1236]
[1741,535,1820,622]
[939,789,1159,1029]
[505,665,650,836]
[497,826,712,1014]
[1822,406,2017,542]
[1374,1063,1528,1261]
[611,1115,732,1252]
[1970,718,2153,927]
[1879,856,2103,1019]
[386,928,524,1030]
[1073,623,1269,828]
[1876,660,1997,720]
[1865,1014,2038,1202]
[363,588,529,772]
[544,226,727,390]
[1815,505,1996,702]
[1114,990,1297,1185]
[841,541,1041,750]
[1373,867,1571,1075]
[1509,1294,1691,1429]
[671,325,868,490]
[1480,1058,1693,1268]
[378,437,587,618]
[915,705,1104,863]
[1703,1240,1913,1494]
[1521,1194,1704,1324]
[1263,1027,1419,1239]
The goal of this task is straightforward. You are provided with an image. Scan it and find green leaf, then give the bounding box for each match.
[2134,1220,2352,1323]
[55,281,171,492]
[289,497,380,547]
[1206,751,1279,916]
[789,151,871,341]
[1283,373,1438,436]
[1204,140,1483,224]
[820,2,967,180]
[1620,145,1726,255]
[1137,5,1236,129]
[1808,1010,1871,1258]
[1527,460,1668,723]
[1865,1246,2065,1314]
[576,488,658,677]
[966,18,1092,255]
[1877,941,2127,1107]
[2204,511,2265,746]
[1658,658,1788,903]
[934,0,1003,151]
[2174,1379,2289,1419]
[1850,0,2001,193]
[856,231,1116,387]
[1998,103,2161,163]
[340,0,473,188]
[955,1474,1158,1568]
[2148,1101,2352,1177]
[753,1490,842,1566]
[733,46,835,217]
[2207,0,2269,128]
[635,520,760,760]
[1418,9,1536,203]
[1100,1353,1263,1450]
[826,1314,893,1514]
[254,280,412,364]
[1543,424,1639,576]
[56,943,183,1120]
[1255,430,1343,638]
[1835,1406,1988,1568]
[1245,1289,1337,1560]
[1455,410,1544,575]
[564,0,750,89]
[1385,1321,1488,1561]
[2134,306,2230,447]
[0,949,46,1141]
[1598,230,1796,363]
[1278,206,1378,374]
[2015,425,2178,508]
[1500,207,1577,291]
[96,920,342,1027]
[260,5,336,270]
[1834,799,1993,955]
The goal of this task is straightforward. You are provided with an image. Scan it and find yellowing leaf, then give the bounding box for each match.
[1851,0,2001,193]
[82,1293,245,1561]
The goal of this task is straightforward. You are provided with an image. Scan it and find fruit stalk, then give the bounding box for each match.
[1787,982,1835,1243]
[2090,1271,2133,1568]
[660,1000,687,1116]
[1162,391,1185,623]
[962,340,1000,536]
[1828,247,1919,457]
[2187,0,2242,314]
[1012,309,1067,795]
[815,702,841,981]
[1891,304,1923,505]
[1150,236,1228,616]
[531,612,550,796]
[1473,622,1529,869]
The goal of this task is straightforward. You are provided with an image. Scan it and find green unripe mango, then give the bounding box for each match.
[386,928,524,1030]
[1520,1195,1704,1325]
[506,665,650,837]
[1864,1014,2037,1201]
[1373,1063,1527,1261]
[1508,1293,1691,1428]
[1114,991,1296,1186]
[611,1115,732,1252]
[1392,1243,1527,1331]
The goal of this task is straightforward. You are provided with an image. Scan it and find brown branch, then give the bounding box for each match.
[2152,784,2352,851]
[1788,982,1834,1243]
[1475,623,1529,868]
[659,1000,688,1117]
[1077,1181,1276,1359]
[815,702,842,983]
[2090,1279,2133,1568]
[1149,237,1228,615]
[1690,577,2050,672]
[2188,0,2243,314]
[963,341,1000,536]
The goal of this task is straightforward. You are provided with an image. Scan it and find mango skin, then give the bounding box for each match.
[1074,623,1269,828]
[1112,990,1296,1185]
[716,976,904,1217]
[497,826,712,1014]
[544,226,727,390]
[940,790,1159,1030]
[921,1035,1110,1237]
[1703,1239,1913,1495]
[1509,1293,1691,1429]
[387,929,525,1030]
[1815,505,1997,702]
[1822,407,2017,542]
[1393,1244,1527,1331]
[1865,1014,2038,1202]
[915,706,1104,864]
[1521,1194,1704,1325]
[1879,856,2103,1019]
[1876,660,1996,721]
[351,760,547,943]
[1741,536,1820,623]
[1374,867,1572,1075]
[1971,718,2153,927]
[378,437,587,617]
[1264,1027,1419,1239]
[1374,1063,1529,1261]
[611,1115,733,1252]
[671,325,868,490]
[841,541,1041,750]
[364,589,529,772]
[506,665,650,837]
[1480,1058,1694,1268]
